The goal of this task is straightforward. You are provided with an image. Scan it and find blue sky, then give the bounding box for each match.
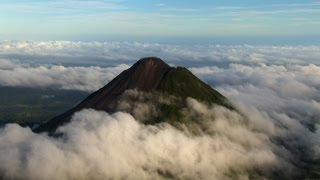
[0,0,320,44]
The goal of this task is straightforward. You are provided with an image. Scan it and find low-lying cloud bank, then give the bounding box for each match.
[0,59,128,91]
[1,59,320,94]
[1,41,320,65]
[0,101,293,179]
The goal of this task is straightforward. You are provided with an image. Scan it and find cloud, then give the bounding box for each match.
[190,63,320,172]
[0,59,16,69]
[114,89,175,123]
[1,63,319,178]
[0,42,319,178]
[0,101,294,179]
[0,59,128,92]
[1,41,320,65]
[0,41,320,92]
[156,3,165,7]
[0,0,126,13]
[1,57,320,94]
[160,7,199,12]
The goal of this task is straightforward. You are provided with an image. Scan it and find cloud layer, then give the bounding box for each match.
[0,61,319,178]
[191,63,320,173]
[0,59,128,92]
[1,41,320,65]
[0,42,319,178]
[0,102,291,179]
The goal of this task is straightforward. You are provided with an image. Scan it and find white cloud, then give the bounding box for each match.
[0,59,16,69]
[0,41,320,92]
[0,104,291,179]
[156,3,165,7]
[0,60,129,92]
[190,63,320,169]
[0,1,125,13]
[1,41,320,65]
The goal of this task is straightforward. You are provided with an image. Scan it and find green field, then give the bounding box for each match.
[0,86,89,127]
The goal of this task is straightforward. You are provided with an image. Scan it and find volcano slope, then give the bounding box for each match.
[34,57,233,133]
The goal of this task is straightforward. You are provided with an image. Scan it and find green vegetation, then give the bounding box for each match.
[0,87,89,127]
[157,67,233,109]
[153,67,235,126]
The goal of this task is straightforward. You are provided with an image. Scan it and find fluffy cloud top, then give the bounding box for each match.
[0,59,129,91]
[191,63,320,173]
[0,102,291,179]
[1,58,320,95]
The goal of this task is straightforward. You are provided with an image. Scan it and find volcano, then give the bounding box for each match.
[34,57,233,133]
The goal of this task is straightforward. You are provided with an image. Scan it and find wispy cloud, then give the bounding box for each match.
[156,3,165,7]
[0,1,319,39]
[0,0,127,14]
[160,7,199,12]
